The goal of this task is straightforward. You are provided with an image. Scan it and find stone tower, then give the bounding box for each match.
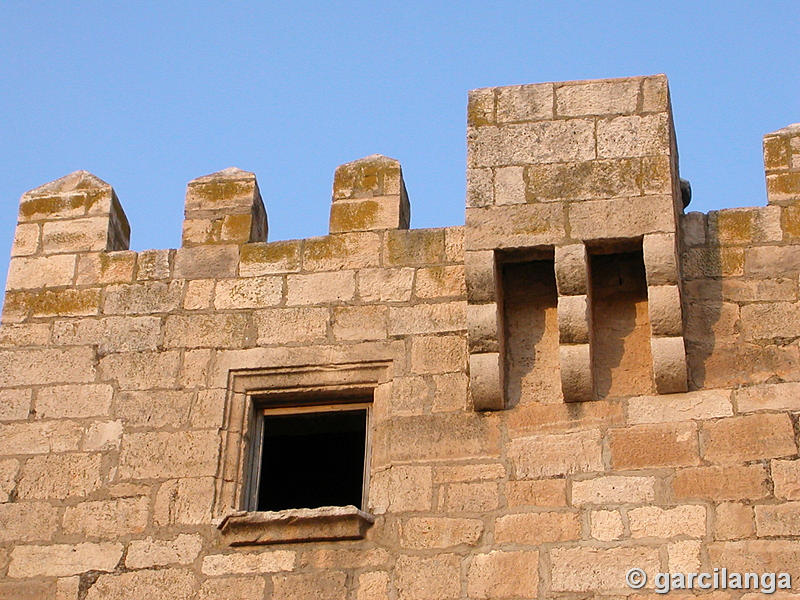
[1,75,799,599]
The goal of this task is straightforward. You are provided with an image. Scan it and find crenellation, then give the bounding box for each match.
[1,73,799,599]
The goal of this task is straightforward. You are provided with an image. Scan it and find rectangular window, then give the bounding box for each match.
[246,401,371,513]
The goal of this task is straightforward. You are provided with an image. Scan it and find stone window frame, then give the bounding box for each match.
[214,360,390,545]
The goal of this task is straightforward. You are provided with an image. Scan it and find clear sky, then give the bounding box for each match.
[0,1,798,295]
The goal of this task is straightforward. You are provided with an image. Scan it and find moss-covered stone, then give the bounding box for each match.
[781,205,800,239]
[239,241,301,276]
[221,213,253,243]
[12,289,101,318]
[764,135,790,171]
[467,89,495,127]
[329,200,383,233]
[385,229,446,267]
[715,210,755,244]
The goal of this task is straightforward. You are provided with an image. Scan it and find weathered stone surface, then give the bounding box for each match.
[400,517,483,548]
[388,302,466,335]
[197,576,266,600]
[572,475,657,505]
[85,569,195,600]
[62,497,149,538]
[83,420,123,451]
[0,348,95,387]
[286,271,356,305]
[467,550,539,598]
[164,313,251,348]
[0,420,83,455]
[410,335,466,374]
[214,276,282,309]
[755,502,800,536]
[609,422,699,469]
[591,509,625,541]
[550,546,660,591]
[596,113,670,158]
[135,249,171,280]
[0,581,54,600]
[357,572,390,600]
[115,390,193,428]
[358,267,414,302]
[119,430,219,479]
[741,301,800,340]
[0,459,18,502]
[153,477,215,525]
[102,281,183,314]
[715,502,755,540]
[628,505,707,538]
[708,540,800,580]
[305,233,382,271]
[556,79,639,117]
[469,351,503,410]
[773,459,800,500]
[702,413,796,464]
[672,464,770,501]
[0,322,50,347]
[240,240,301,276]
[0,501,59,542]
[570,195,675,239]
[273,572,346,600]
[384,229,446,266]
[736,382,800,412]
[369,465,432,514]
[99,350,180,390]
[496,83,553,122]
[466,203,565,249]
[17,453,102,500]
[36,384,113,419]
[333,305,387,341]
[394,554,460,600]
[202,550,295,575]
[627,389,732,423]
[42,217,110,253]
[495,511,581,544]
[509,429,603,478]
[442,481,498,512]
[10,222,39,256]
[173,245,239,279]
[6,254,76,289]
[385,413,500,462]
[0,388,31,421]
[255,307,328,345]
[668,539,702,572]
[126,535,204,569]
[505,478,567,507]
[9,542,122,578]
[468,119,596,168]
[76,251,136,285]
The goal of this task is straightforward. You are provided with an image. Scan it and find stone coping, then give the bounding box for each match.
[218,505,375,546]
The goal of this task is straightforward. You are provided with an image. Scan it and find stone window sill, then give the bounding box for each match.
[217,505,375,546]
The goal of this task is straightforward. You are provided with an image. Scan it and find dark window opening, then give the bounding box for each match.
[255,407,368,512]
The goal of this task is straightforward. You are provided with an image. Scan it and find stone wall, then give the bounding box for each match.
[0,75,799,599]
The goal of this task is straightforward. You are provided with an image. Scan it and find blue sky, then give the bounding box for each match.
[0,2,797,294]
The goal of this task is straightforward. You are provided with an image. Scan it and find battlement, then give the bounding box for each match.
[1,75,800,599]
